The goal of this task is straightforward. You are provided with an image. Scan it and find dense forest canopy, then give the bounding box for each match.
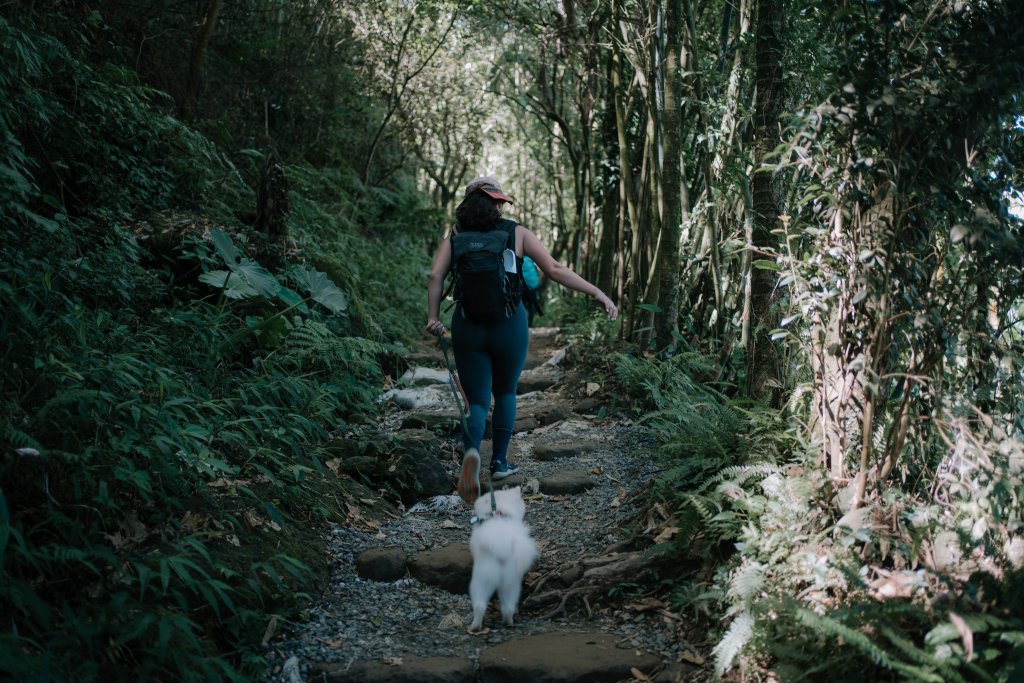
[2,0,1024,680]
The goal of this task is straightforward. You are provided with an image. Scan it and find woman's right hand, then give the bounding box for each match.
[426,318,447,336]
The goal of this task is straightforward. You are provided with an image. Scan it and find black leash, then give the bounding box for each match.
[436,332,496,514]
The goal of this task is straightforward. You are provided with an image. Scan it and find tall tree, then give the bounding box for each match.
[179,0,224,121]
[744,0,785,400]
[654,0,685,349]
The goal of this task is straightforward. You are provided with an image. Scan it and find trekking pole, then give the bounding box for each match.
[435,332,496,513]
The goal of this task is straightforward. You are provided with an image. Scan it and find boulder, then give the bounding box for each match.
[532,441,600,461]
[355,547,408,581]
[408,543,473,594]
[540,470,597,495]
[478,631,661,683]
[309,656,474,683]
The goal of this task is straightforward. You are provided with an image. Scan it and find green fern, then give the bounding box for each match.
[0,423,40,450]
[728,562,767,605]
[879,626,971,683]
[713,611,755,678]
[794,607,894,669]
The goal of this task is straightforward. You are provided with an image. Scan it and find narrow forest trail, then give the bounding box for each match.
[264,328,709,683]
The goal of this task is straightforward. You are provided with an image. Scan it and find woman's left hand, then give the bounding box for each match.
[595,292,618,320]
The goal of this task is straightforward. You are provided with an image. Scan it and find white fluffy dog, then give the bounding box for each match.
[468,487,538,632]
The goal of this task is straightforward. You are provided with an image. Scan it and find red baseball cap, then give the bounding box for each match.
[465,176,513,203]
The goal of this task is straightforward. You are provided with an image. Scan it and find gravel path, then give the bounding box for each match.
[263,330,706,682]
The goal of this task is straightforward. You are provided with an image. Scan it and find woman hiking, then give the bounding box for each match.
[425,176,618,504]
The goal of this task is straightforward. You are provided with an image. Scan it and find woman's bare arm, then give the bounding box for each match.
[521,227,618,319]
[426,237,452,335]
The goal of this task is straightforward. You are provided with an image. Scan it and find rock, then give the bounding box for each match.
[401,411,460,433]
[324,436,383,459]
[532,440,601,461]
[402,411,490,437]
[338,456,387,484]
[280,655,303,683]
[517,366,559,394]
[513,415,540,433]
[330,430,452,505]
[327,430,436,460]
[535,403,570,426]
[404,349,444,367]
[571,397,603,414]
[396,428,442,446]
[478,631,661,683]
[383,386,452,410]
[396,451,451,502]
[309,656,475,682]
[544,348,567,366]
[399,367,451,386]
[540,470,597,495]
[355,547,408,581]
[408,544,472,594]
[393,430,452,503]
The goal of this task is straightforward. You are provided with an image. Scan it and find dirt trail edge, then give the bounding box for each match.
[264,328,708,683]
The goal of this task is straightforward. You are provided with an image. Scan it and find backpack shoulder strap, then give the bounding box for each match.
[498,218,516,235]
[497,219,517,251]
[498,219,523,282]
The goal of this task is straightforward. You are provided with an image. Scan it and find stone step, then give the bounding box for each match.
[307,631,663,683]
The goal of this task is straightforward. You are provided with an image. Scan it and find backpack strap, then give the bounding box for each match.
[498,218,517,247]
[498,219,522,318]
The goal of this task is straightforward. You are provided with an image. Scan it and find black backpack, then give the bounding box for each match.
[448,219,522,323]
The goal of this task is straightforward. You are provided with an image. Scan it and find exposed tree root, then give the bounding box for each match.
[524,551,654,619]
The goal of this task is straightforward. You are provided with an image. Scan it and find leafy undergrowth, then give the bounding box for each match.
[607,350,1024,683]
[0,215,400,680]
[0,15,437,679]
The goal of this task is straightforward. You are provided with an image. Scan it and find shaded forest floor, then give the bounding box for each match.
[263,328,711,682]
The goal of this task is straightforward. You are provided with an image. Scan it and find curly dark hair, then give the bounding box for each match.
[455,192,502,232]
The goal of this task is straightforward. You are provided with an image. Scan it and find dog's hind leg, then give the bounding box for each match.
[497,578,522,626]
[468,573,490,632]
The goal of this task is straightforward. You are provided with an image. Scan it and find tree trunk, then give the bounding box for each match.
[611,0,639,334]
[745,0,785,401]
[654,0,684,350]
[254,152,290,269]
[596,58,621,295]
[180,0,224,122]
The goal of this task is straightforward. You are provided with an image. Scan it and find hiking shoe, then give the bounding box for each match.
[491,461,520,481]
[457,448,481,504]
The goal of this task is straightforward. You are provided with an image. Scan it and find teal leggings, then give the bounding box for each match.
[452,302,528,466]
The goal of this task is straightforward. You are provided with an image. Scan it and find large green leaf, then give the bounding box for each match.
[290,266,348,315]
[232,259,280,298]
[275,285,308,312]
[207,229,280,297]
[211,228,242,266]
[198,270,259,299]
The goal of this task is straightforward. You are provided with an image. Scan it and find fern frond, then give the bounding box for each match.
[684,492,719,523]
[728,562,766,604]
[794,607,893,669]
[879,626,970,683]
[712,611,755,678]
[0,423,41,450]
